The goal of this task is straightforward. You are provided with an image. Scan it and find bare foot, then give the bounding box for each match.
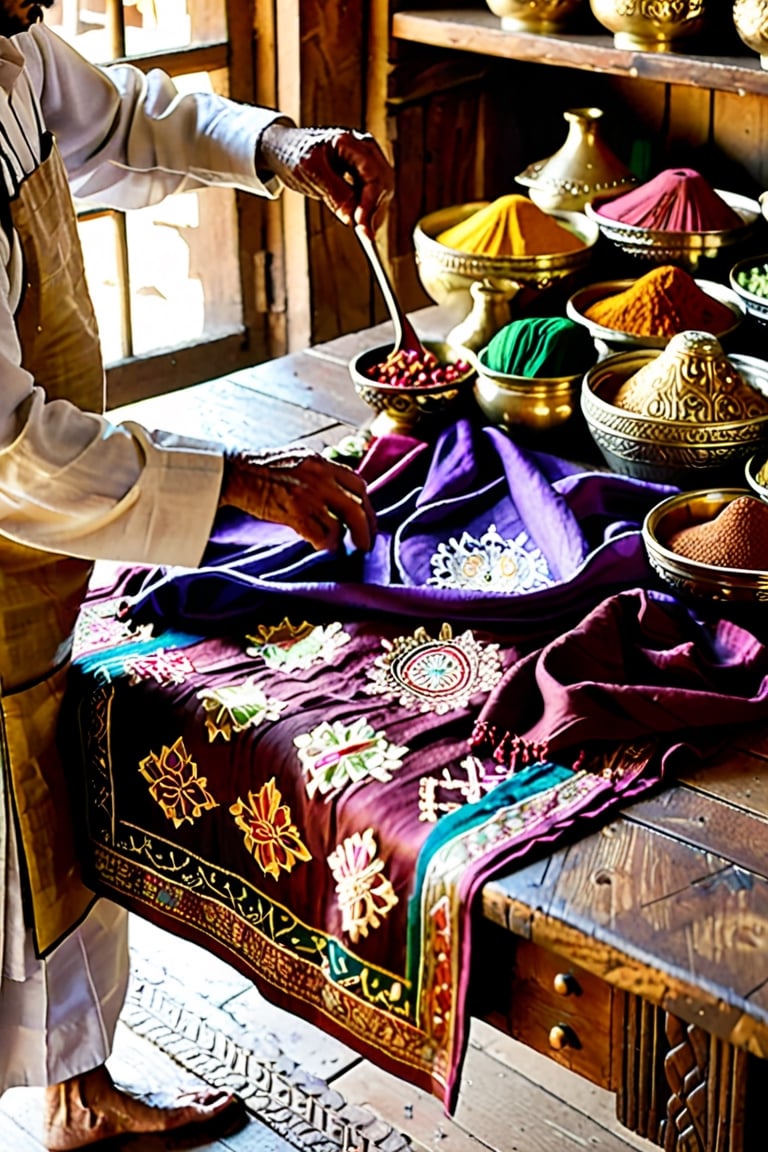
[44,1063,238,1150]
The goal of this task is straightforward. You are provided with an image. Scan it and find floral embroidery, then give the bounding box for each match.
[366,623,503,714]
[198,678,287,742]
[246,618,350,671]
[138,737,218,828]
[428,523,553,593]
[230,778,312,880]
[124,647,195,686]
[73,599,153,658]
[294,718,408,799]
[418,755,510,823]
[328,828,398,943]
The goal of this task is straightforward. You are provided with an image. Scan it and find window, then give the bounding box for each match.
[46,0,280,407]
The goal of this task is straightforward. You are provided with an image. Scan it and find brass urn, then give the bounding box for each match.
[516,107,637,213]
[589,0,709,51]
[733,0,768,69]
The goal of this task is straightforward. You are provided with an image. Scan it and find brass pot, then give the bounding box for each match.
[733,0,768,69]
[589,0,709,51]
[472,350,584,431]
[485,0,584,31]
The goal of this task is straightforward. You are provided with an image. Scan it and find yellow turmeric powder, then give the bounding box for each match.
[584,265,735,338]
[436,194,585,257]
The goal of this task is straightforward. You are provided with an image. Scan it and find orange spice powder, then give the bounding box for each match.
[584,265,735,338]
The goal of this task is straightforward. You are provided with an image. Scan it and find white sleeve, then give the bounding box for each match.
[24,23,290,208]
[0,24,291,565]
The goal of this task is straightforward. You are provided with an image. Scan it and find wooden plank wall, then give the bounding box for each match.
[295,0,378,346]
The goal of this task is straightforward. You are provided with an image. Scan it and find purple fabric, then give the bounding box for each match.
[477,587,768,758]
[124,420,676,641]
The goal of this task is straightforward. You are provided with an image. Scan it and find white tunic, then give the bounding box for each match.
[0,21,290,1091]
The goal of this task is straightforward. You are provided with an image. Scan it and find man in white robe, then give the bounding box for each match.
[0,3,391,1148]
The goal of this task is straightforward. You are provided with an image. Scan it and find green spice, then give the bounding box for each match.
[737,263,768,299]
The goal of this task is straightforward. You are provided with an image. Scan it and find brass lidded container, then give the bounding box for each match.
[516,107,637,214]
[581,330,768,484]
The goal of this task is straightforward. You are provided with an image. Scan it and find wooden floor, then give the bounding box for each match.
[0,917,659,1152]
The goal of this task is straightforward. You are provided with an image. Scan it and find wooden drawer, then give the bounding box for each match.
[501,939,615,1088]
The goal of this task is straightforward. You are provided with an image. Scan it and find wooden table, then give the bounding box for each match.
[110,312,768,1152]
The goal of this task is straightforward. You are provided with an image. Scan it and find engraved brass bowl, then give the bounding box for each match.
[485,0,584,32]
[413,201,599,322]
[471,346,592,431]
[729,254,768,326]
[349,340,476,437]
[566,277,744,353]
[643,489,768,612]
[584,190,760,273]
[581,343,768,485]
[589,0,709,51]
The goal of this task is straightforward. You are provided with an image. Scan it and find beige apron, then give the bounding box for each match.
[0,133,105,957]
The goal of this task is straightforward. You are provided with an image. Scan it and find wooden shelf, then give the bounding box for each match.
[392,9,768,97]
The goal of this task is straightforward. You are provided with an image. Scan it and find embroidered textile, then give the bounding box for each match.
[62,424,768,1112]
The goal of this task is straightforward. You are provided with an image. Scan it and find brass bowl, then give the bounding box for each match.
[589,0,709,51]
[745,452,768,501]
[729,254,768,326]
[566,277,744,353]
[471,347,587,431]
[584,190,759,272]
[485,0,583,32]
[581,346,768,484]
[643,489,768,611]
[413,201,599,319]
[349,340,476,437]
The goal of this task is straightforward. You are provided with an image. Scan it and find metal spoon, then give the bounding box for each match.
[355,225,425,356]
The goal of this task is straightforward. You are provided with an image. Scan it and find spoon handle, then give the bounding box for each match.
[356,226,424,355]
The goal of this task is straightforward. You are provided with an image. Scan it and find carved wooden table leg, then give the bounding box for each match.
[616,994,748,1152]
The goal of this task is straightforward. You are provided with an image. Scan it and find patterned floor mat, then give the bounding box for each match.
[123,951,415,1152]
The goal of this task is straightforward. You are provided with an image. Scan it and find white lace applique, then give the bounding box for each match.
[428,523,554,593]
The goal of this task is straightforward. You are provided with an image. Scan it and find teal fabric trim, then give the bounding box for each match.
[405,759,573,979]
[73,628,203,679]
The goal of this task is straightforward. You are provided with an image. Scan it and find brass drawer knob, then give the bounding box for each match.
[553,972,577,996]
[548,1024,574,1051]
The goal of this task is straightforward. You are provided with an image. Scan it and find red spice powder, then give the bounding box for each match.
[595,168,743,232]
[667,495,768,570]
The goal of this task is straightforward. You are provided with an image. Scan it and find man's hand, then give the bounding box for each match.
[258,123,394,235]
[220,448,376,553]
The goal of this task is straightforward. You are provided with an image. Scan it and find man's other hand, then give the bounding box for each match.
[220,448,376,553]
